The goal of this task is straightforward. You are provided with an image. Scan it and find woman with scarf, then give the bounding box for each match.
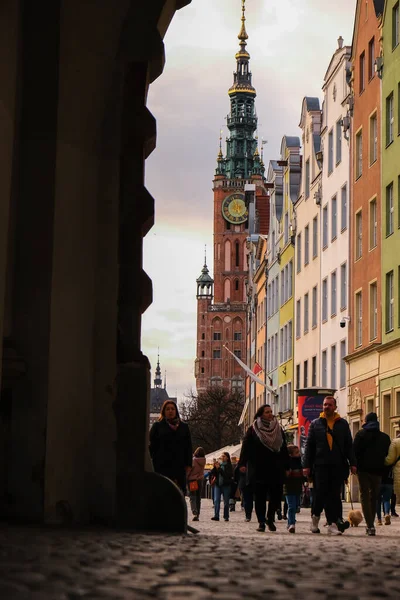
[238,404,289,532]
[149,400,193,494]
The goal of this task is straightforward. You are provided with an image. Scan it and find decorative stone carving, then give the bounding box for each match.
[348,386,362,413]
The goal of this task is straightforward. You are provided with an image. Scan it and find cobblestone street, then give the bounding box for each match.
[0,499,399,599]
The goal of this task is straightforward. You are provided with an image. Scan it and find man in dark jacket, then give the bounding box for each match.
[303,396,356,535]
[353,412,391,536]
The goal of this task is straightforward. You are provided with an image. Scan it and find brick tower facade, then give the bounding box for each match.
[194,0,269,393]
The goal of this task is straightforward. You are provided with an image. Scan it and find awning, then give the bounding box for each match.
[205,443,242,464]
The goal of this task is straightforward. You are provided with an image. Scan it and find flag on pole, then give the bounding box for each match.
[224,345,278,397]
[253,362,262,375]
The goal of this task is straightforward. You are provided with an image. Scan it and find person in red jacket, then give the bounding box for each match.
[187,447,206,521]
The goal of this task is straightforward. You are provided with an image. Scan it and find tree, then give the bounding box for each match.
[180,386,244,454]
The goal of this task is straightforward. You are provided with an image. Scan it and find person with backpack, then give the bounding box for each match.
[210,452,234,522]
[353,412,391,536]
[186,447,206,521]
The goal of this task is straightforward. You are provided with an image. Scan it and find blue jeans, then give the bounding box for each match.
[376,483,393,520]
[286,494,300,526]
[214,485,231,520]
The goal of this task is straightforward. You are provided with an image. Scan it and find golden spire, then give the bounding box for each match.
[238,0,248,46]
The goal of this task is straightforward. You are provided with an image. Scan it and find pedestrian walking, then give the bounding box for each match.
[384,431,400,516]
[353,412,391,536]
[210,452,234,522]
[284,444,304,533]
[234,457,254,521]
[187,447,206,521]
[303,395,356,535]
[376,462,394,526]
[149,400,192,494]
[238,404,289,533]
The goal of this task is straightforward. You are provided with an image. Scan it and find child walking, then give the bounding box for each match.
[284,444,304,533]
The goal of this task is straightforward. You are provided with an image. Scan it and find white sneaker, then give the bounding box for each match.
[310,515,320,533]
[288,524,295,533]
[327,523,341,535]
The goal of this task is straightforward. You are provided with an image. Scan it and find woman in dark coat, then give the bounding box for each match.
[238,404,289,532]
[149,400,192,493]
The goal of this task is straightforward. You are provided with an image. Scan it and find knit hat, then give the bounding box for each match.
[365,412,378,423]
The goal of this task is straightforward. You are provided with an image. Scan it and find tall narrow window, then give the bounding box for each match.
[386,183,394,236]
[356,291,363,347]
[368,37,375,81]
[323,205,328,248]
[303,360,308,388]
[359,51,365,93]
[284,212,289,244]
[369,198,377,249]
[322,350,327,386]
[297,233,302,273]
[235,241,240,267]
[340,262,347,310]
[305,159,310,199]
[312,285,318,328]
[369,281,378,341]
[312,356,317,387]
[386,93,394,146]
[336,120,342,164]
[369,112,377,165]
[296,299,301,338]
[328,129,334,174]
[356,210,362,260]
[341,185,347,231]
[356,130,363,179]
[386,271,394,332]
[304,225,310,265]
[340,341,346,389]
[304,293,309,334]
[331,195,337,240]
[393,2,399,49]
[296,364,300,389]
[331,344,337,389]
[331,270,337,316]
[312,216,318,258]
[322,278,328,321]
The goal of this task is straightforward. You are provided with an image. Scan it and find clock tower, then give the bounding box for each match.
[195,0,269,393]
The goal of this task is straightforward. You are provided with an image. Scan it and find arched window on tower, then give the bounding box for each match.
[224,279,231,302]
[225,240,231,271]
[235,241,240,267]
[235,279,239,291]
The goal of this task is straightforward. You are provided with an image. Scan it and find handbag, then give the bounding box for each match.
[189,480,198,492]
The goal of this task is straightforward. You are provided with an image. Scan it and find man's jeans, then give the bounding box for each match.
[214,484,231,520]
[313,465,343,525]
[358,471,381,528]
[376,483,393,520]
[285,494,300,526]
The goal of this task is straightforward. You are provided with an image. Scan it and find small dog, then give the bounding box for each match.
[348,509,363,527]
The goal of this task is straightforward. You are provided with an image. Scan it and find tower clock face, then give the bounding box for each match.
[222,193,248,224]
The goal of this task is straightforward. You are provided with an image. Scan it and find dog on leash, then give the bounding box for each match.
[348,509,363,527]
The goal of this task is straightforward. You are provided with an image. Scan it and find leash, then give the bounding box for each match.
[347,475,354,511]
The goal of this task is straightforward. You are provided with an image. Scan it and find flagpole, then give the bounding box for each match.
[224,344,278,397]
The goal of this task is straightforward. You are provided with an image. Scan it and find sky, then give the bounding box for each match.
[142,0,357,402]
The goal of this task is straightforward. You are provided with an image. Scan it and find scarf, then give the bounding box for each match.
[166,417,180,431]
[253,416,283,453]
[320,411,341,450]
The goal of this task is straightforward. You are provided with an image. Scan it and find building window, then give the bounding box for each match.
[296,299,301,338]
[305,159,310,199]
[340,340,346,389]
[201,351,205,357]
[386,93,394,146]
[235,279,239,291]
[297,233,302,273]
[355,210,362,260]
[368,37,375,81]
[341,184,347,231]
[328,129,334,174]
[331,270,337,316]
[312,216,318,258]
[213,349,221,359]
[296,363,300,389]
[369,112,378,164]
[303,360,308,388]
[386,271,394,332]
[331,195,337,240]
[234,349,242,359]
[369,198,377,249]
[340,262,347,310]
[336,120,342,164]
[213,332,221,340]
[284,212,289,244]
[201,367,204,374]
[201,333,205,340]
[304,293,309,334]
[331,344,337,389]
[323,205,328,249]
[304,225,309,265]
[235,241,240,267]
[312,285,318,328]
[322,278,328,322]
[312,356,317,386]
[386,183,394,236]
[393,2,399,49]
[288,260,293,299]
[322,350,327,386]
[359,51,365,93]
[356,291,363,347]
[234,332,242,341]
[370,281,378,341]
[356,130,363,179]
